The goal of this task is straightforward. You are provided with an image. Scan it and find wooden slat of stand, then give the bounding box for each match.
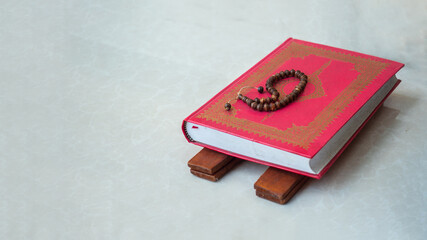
[254,167,309,204]
[188,148,234,174]
[190,159,241,182]
[187,148,309,204]
[188,148,241,182]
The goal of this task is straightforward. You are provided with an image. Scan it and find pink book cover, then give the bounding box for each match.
[182,38,404,178]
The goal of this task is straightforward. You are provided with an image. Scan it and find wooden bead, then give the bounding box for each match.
[246,99,253,106]
[224,103,231,111]
[284,70,290,77]
[254,98,260,103]
[275,101,281,109]
[260,98,265,104]
[280,71,285,79]
[265,97,271,104]
[272,95,278,101]
[269,103,276,111]
[300,84,306,90]
[251,101,257,109]
[257,86,264,93]
[290,92,297,101]
[263,103,269,112]
[290,69,295,77]
[272,74,276,80]
[238,94,243,100]
[294,92,299,100]
[301,75,307,81]
[271,88,277,94]
[280,99,287,106]
[257,103,263,111]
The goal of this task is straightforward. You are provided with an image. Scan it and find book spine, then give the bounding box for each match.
[182,121,194,143]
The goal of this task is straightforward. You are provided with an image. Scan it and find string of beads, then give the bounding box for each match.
[224,69,308,112]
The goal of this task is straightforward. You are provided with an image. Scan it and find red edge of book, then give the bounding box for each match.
[182,80,401,179]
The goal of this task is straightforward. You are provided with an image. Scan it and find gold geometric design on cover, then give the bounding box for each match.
[195,41,389,150]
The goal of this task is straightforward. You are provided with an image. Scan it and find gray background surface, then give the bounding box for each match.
[0,0,426,239]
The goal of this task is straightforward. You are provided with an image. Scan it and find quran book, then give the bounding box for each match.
[182,38,403,179]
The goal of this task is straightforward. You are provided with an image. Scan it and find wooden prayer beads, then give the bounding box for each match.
[225,69,308,112]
